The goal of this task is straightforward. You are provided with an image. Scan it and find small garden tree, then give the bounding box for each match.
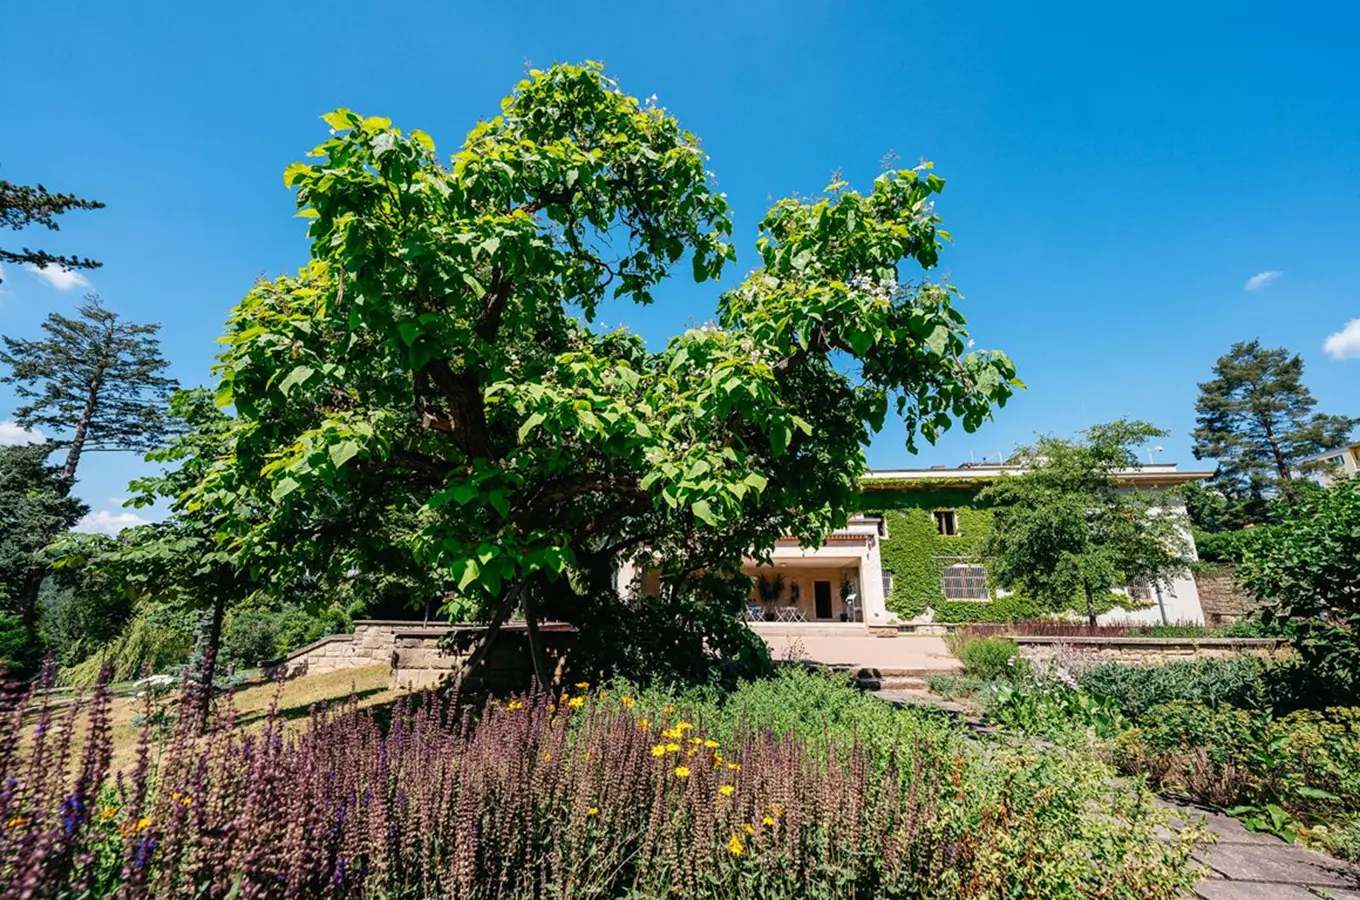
[978,420,1194,626]
[1238,477,1360,686]
[205,63,1020,685]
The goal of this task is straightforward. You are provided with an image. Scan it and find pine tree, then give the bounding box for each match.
[0,297,176,623]
[1192,340,1357,519]
[0,177,104,282]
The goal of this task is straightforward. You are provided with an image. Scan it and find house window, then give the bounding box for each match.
[881,570,895,597]
[1126,580,1153,603]
[941,564,988,600]
[932,510,959,536]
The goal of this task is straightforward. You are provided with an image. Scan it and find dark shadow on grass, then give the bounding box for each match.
[232,686,390,728]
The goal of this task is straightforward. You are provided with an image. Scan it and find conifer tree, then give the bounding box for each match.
[0,177,104,282]
[0,297,176,622]
[1192,340,1356,520]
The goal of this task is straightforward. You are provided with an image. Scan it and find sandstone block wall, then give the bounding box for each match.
[1014,636,1285,668]
[1194,564,1262,625]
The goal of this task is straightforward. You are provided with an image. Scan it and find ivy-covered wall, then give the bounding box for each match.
[862,485,1118,623]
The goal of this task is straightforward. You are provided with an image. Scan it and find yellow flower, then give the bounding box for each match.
[548,703,556,713]
[727,834,744,856]
[719,785,735,797]
[7,816,26,828]
[637,718,651,730]
[575,681,590,689]
[674,766,691,778]
[704,739,719,749]
[744,824,754,835]
[651,744,668,757]
[663,705,675,714]
[543,751,553,761]
[587,806,599,816]
[676,721,694,732]
[621,695,635,708]
[660,728,681,740]
[689,737,702,745]
[762,815,775,826]
[567,696,585,708]
[726,762,741,771]
[100,807,117,820]
[665,742,680,753]
[507,699,525,711]
[179,795,193,806]
[136,817,152,832]
[770,804,783,817]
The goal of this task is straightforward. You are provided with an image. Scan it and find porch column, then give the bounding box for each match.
[858,538,887,625]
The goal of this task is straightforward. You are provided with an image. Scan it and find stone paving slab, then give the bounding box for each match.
[1195,881,1325,899]
[1194,841,1360,889]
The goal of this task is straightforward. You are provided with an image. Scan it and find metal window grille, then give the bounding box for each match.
[941,565,988,600]
[1126,580,1153,602]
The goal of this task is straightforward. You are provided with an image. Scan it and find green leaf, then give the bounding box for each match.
[692,499,717,526]
[518,412,546,442]
[278,366,315,396]
[271,476,300,503]
[328,440,360,469]
[743,472,768,492]
[321,110,356,131]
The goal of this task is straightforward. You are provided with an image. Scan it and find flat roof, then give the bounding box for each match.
[861,463,1213,488]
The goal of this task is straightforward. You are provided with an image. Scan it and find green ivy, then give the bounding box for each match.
[867,487,1121,623]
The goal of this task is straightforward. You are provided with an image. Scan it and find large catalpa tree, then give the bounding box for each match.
[206,63,1019,684]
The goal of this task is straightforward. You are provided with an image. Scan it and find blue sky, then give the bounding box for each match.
[2,0,1358,531]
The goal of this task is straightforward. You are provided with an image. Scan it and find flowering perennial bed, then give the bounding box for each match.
[0,672,1202,899]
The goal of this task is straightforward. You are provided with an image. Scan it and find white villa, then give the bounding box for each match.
[619,462,1213,629]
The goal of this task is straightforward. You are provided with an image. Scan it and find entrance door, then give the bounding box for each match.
[813,580,833,620]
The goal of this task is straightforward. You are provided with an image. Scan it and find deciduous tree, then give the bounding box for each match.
[1238,478,1360,688]
[1193,340,1356,519]
[0,442,87,671]
[978,420,1193,626]
[206,63,1020,685]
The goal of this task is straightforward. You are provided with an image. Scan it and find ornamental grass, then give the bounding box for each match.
[1,669,1201,899]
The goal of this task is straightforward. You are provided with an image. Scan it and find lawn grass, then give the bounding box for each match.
[93,664,398,770]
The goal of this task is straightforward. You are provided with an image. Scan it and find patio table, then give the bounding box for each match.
[774,606,806,623]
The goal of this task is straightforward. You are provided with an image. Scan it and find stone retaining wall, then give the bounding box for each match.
[1194,564,1262,625]
[264,620,450,679]
[1013,635,1285,667]
[390,624,574,692]
[264,619,576,692]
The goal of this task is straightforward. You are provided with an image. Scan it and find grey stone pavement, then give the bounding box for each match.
[1165,801,1360,899]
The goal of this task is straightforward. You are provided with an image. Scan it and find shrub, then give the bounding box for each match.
[951,635,1022,681]
[1114,700,1360,840]
[1078,657,1258,720]
[221,610,280,668]
[0,670,1203,899]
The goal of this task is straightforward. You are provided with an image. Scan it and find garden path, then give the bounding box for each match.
[876,691,1360,900]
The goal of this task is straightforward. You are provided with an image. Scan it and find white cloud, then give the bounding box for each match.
[75,509,152,535]
[1244,270,1282,291]
[0,421,46,446]
[25,263,91,291]
[1323,318,1360,360]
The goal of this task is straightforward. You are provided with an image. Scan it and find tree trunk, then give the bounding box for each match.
[196,595,226,732]
[1259,414,1297,508]
[1084,583,1097,627]
[522,589,552,691]
[13,564,46,628]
